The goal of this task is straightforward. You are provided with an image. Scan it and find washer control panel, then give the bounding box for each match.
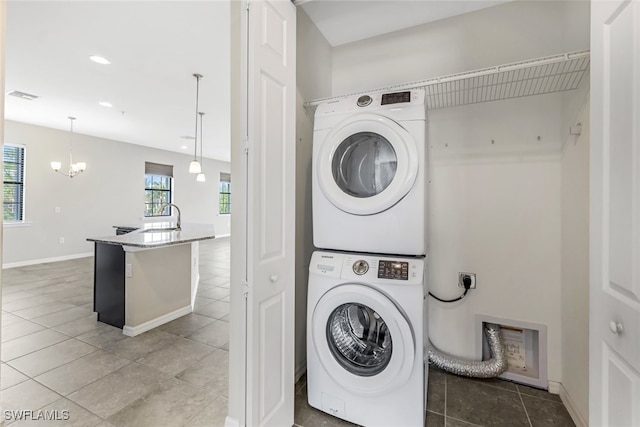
[309,251,424,284]
[377,260,409,280]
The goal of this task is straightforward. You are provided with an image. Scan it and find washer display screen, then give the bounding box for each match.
[378,260,409,280]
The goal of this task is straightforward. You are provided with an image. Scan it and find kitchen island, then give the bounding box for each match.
[87,222,215,336]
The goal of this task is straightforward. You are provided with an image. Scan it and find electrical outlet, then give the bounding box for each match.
[458,272,476,289]
[58,237,65,244]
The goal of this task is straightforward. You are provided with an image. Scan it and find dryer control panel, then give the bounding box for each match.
[314,88,425,122]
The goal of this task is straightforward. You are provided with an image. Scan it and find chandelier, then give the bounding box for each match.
[50,116,87,178]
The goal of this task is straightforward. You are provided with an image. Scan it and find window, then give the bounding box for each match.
[219,172,231,214]
[144,162,174,217]
[3,144,25,222]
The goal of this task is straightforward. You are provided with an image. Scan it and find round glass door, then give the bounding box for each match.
[317,114,419,216]
[311,284,415,395]
[326,302,392,377]
[331,132,397,198]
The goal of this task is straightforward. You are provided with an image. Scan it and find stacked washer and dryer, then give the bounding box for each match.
[307,89,429,427]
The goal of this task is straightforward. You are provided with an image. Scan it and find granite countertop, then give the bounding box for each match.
[88,222,215,249]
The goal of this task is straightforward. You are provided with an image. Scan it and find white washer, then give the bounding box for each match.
[312,89,428,256]
[307,251,427,427]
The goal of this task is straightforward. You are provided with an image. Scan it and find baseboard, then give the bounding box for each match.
[122,305,192,337]
[3,252,93,269]
[559,383,588,427]
[191,272,200,308]
[224,416,240,427]
[547,380,561,395]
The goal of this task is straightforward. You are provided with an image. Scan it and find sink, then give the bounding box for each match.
[141,227,178,233]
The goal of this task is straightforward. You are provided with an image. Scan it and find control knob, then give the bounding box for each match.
[353,260,369,275]
[357,95,372,107]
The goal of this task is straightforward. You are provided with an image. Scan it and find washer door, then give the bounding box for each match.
[311,284,415,395]
[317,114,419,215]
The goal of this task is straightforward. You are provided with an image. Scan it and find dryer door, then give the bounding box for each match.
[317,114,419,215]
[311,284,415,395]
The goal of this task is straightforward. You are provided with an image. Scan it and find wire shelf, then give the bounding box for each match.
[304,50,590,110]
[425,54,589,109]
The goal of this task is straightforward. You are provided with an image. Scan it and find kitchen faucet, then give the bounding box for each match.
[162,203,182,230]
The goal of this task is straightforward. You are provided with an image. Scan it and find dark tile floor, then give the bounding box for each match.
[294,367,575,427]
[2,236,575,427]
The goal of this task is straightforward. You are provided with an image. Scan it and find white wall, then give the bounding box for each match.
[329,0,590,386]
[332,1,590,95]
[3,120,230,266]
[427,96,563,381]
[295,8,332,377]
[560,90,589,423]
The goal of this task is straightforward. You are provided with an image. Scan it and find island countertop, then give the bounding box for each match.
[87,222,215,249]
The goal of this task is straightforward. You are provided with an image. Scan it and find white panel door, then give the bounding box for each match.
[246,0,296,426]
[0,2,5,420]
[0,0,5,368]
[590,1,640,425]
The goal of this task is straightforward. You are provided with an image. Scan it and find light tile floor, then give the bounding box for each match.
[2,236,575,427]
[2,238,230,427]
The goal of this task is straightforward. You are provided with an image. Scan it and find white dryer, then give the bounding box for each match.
[312,89,428,256]
[307,251,427,427]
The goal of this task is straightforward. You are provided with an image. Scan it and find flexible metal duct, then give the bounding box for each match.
[427,323,508,378]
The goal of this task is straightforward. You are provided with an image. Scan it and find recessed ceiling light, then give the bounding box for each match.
[181,145,189,150]
[99,101,112,107]
[89,55,111,65]
[6,90,39,100]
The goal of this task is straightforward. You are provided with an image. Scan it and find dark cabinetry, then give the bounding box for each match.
[115,227,138,235]
[93,243,125,328]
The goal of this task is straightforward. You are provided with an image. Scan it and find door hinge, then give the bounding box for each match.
[245,0,250,11]
[241,280,249,299]
[243,138,249,154]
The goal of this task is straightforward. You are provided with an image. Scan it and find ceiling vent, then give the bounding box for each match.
[7,90,39,101]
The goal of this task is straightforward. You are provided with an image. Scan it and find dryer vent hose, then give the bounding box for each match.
[427,323,508,378]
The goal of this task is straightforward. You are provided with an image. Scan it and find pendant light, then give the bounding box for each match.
[50,117,87,178]
[196,112,206,182]
[189,73,203,174]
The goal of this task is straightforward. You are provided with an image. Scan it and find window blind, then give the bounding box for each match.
[145,162,173,177]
